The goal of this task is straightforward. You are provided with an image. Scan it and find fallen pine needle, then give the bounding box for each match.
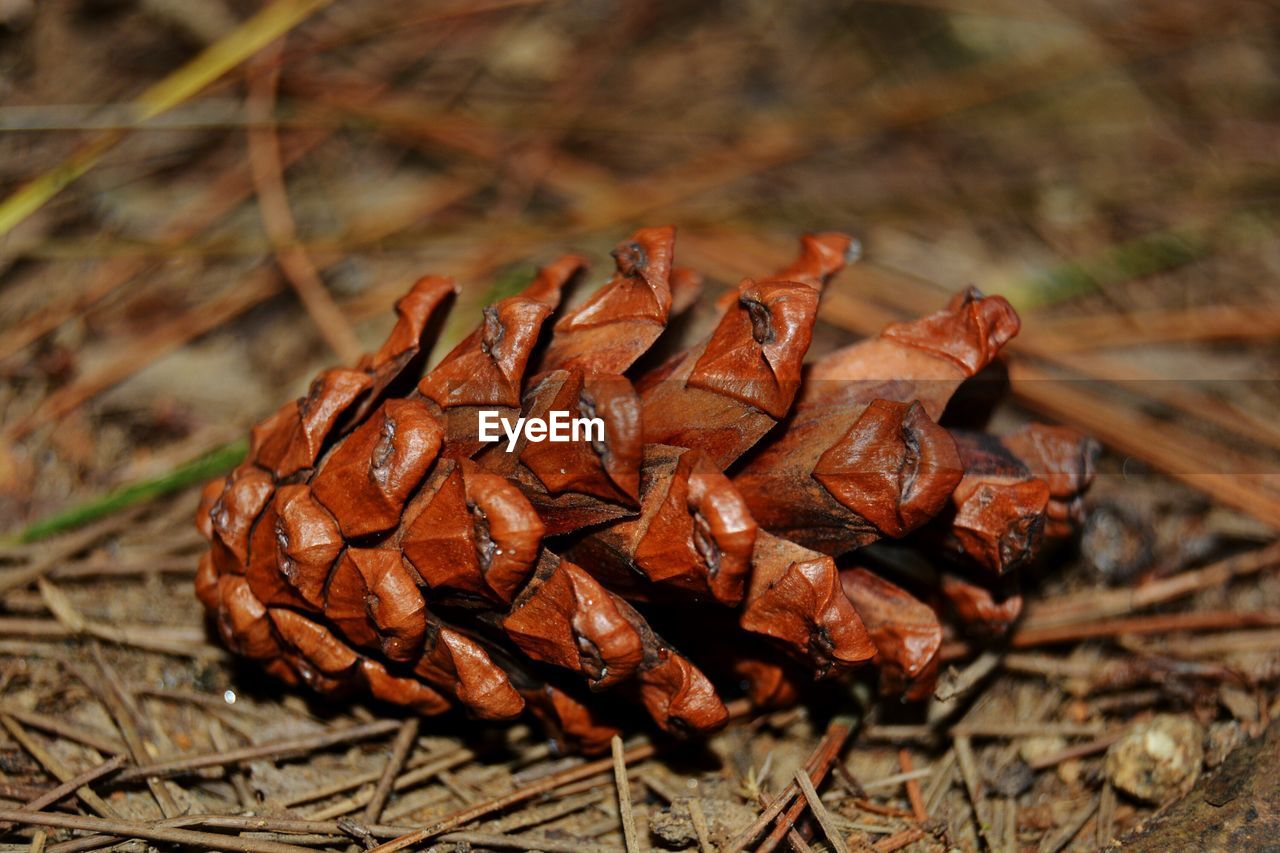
[0,0,337,240]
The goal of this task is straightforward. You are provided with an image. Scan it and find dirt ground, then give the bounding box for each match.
[1,1,1279,850]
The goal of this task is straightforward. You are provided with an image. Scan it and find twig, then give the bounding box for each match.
[0,716,118,819]
[953,735,995,851]
[361,717,418,824]
[935,650,1002,702]
[0,755,125,831]
[1024,732,1124,770]
[366,741,659,852]
[950,720,1105,738]
[1023,541,1280,629]
[687,798,714,853]
[860,768,933,792]
[611,735,641,853]
[0,617,216,658]
[114,719,402,782]
[285,746,472,809]
[0,705,126,755]
[304,748,478,820]
[482,790,605,834]
[1096,781,1117,849]
[923,750,956,817]
[795,769,849,853]
[751,715,857,853]
[1011,609,1280,647]
[1037,797,1098,853]
[436,831,615,853]
[0,809,315,853]
[1009,361,1280,530]
[873,828,926,852]
[207,716,255,811]
[897,750,927,824]
[246,37,363,364]
[83,647,181,817]
[0,515,135,587]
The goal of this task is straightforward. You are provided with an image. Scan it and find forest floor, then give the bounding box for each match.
[1,1,1278,850]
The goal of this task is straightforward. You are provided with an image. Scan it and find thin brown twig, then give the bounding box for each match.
[794,769,849,853]
[0,131,327,365]
[436,831,616,853]
[873,828,927,853]
[361,717,419,825]
[611,735,641,853]
[897,750,928,824]
[207,716,256,811]
[246,37,362,364]
[365,741,659,853]
[0,715,119,819]
[0,754,125,832]
[1025,732,1125,770]
[80,647,181,817]
[1038,797,1099,853]
[687,797,714,853]
[953,735,994,852]
[0,808,315,853]
[286,746,473,810]
[748,715,857,853]
[113,719,401,782]
[0,704,126,755]
[0,515,137,598]
[1023,541,1280,629]
[1011,609,1280,647]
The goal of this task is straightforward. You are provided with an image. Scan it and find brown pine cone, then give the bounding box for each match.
[194,226,1097,753]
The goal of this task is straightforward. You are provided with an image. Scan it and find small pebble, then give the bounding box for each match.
[1105,714,1204,804]
[1082,502,1155,585]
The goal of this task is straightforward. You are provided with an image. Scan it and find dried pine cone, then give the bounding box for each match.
[194,227,1098,753]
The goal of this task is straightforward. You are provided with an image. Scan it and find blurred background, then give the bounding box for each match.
[1,0,1278,532]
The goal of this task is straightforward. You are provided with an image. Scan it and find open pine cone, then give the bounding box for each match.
[194,227,1098,753]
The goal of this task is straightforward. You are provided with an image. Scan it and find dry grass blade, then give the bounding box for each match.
[0,0,336,240]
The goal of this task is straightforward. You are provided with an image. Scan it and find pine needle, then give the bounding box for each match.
[0,0,336,240]
[8,439,247,545]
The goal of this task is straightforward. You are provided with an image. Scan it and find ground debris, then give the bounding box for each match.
[1106,714,1204,805]
[649,795,756,849]
[1110,717,1280,849]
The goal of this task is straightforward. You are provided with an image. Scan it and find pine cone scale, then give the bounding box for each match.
[194,226,1097,753]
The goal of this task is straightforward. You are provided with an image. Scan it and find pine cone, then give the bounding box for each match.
[194,227,1097,753]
